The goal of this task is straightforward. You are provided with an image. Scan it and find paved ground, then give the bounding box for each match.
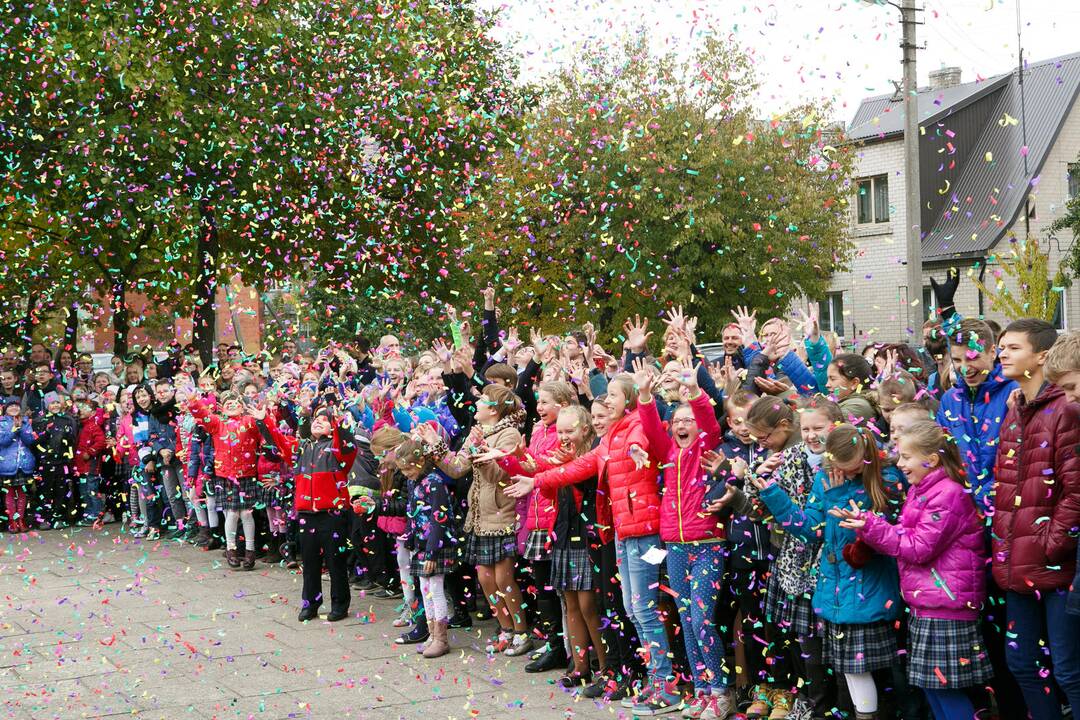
[0,527,621,720]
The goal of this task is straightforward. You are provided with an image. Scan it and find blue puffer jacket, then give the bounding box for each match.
[759,465,904,625]
[0,417,36,476]
[935,366,1015,514]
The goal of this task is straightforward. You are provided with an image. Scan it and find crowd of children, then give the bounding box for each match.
[1,279,1078,720]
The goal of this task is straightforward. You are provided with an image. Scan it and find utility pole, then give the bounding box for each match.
[900,0,922,337]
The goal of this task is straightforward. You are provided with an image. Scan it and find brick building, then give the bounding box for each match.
[814,52,1080,347]
[87,274,264,353]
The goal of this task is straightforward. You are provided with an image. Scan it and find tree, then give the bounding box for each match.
[1050,168,1080,279]
[459,34,855,339]
[1,0,526,361]
[971,235,1067,322]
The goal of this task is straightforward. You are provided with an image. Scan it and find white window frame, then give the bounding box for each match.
[818,292,845,338]
[1052,287,1067,331]
[856,175,890,224]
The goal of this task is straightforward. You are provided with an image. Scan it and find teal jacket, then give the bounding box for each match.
[804,336,832,396]
[759,465,904,625]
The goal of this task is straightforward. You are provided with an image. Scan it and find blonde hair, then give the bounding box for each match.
[370,426,407,495]
[825,424,890,513]
[607,373,638,411]
[877,371,918,408]
[795,394,844,423]
[898,420,968,487]
[1045,330,1080,383]
[539,381,578,407]
[557,405,596,455]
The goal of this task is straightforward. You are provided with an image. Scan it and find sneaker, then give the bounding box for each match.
[350,575,376,590]
[103,512,116,524]
[700,690,737,720]
[485,630,513,654]
[392,606,413,628]
[370,585,403,600]
[632,692,683,716]
[145,527,160,541]
[621,683,651,709]
[580,667,616,699]
[132,525,147,538]
[682,692,710,719]
[745,685,771,718]
[395,622,429,645]
[766,689,792,719]
[503,632,534,657]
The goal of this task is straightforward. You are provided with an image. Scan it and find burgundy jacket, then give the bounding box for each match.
[992,383,1080,593]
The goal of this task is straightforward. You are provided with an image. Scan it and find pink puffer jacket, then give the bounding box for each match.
[521,421,560,538]
[859,467,986,620]
[638,393,724,544]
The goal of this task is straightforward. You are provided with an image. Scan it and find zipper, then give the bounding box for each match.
[1005,409,1024,590]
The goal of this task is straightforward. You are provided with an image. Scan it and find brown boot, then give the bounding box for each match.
[423,620,449,659]
[225,548,241,569]
[416,620,435,654]
[242,550,256,571]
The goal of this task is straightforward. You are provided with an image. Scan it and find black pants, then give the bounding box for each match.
[40,466,77,524]
[970,580,1028,719]
[590,539,643,678]
[530,559,563,646]
[349,512,393,584]
[717,561,772,687]
[298,510,350,614]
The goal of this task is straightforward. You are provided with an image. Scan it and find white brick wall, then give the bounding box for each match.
[827,99,1080,346]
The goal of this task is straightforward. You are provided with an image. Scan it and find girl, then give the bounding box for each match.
[369,426,416,629]
[834,420,990,720]
[635,359,733,719]
[0,401,36,533]
[519,381,576,673]
[429,383,532,656]
[179,381,220,550]
[755,424,903,720]
[122,385,160,538]
[716,396,843,720]
[189,391,261,570]
[397,434,458,658]
[508,375,676,714]
[826,354,885,438]
[114,388,142,531]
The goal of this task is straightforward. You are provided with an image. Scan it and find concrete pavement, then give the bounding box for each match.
[0,526,623,720]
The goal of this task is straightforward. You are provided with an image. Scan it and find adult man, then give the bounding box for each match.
[22,362,61,416]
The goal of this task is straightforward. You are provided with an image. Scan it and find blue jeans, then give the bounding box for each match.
[667,542,728,692]
[1005,589,1080,719]
[615,534,674,693]
[78,474,102,520]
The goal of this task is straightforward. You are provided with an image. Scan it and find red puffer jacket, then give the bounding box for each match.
[260,418,357,513]
[189,400,259,480]
[523,421,560,535]
[534,412,660,540]
[992,384,1080,593]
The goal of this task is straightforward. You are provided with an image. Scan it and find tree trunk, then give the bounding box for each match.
[20,293,38,350]
[112,277,129,356]
[193,198,219,367]
[62,301,79,352]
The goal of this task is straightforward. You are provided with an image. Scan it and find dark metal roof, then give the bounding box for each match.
[847,51,1080,260]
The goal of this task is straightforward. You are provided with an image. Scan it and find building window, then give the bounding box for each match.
[1069,163,1080,200]
[923,286,933,322]
[818,292,845,337]
[1052,288,1067,331]
[856,175,890,224]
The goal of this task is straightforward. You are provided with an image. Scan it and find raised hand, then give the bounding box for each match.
[623,314,653,353]
[663,305,687,333]
[732,306,758,346]
[701,449,728,476]
[481,284,496,311]
[675,357,698,391]
[796,306,820,342]
[567,359,586,387]
[754,376,790,396]
[504,327,523,355]
[631,356,655,401]
[703,485,739,514]
[432,338,453,366]
[529,327,549,358]
[249,403,267,421]
[628,444,650,471]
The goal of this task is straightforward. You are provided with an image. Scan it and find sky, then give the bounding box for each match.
[482,0,1080,125]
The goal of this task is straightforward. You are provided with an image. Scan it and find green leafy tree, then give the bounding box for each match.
[971,235,1067,322]
[461,34,855,340]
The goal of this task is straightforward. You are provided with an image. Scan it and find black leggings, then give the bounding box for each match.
[589,540,643,677]
[530,558,563,644]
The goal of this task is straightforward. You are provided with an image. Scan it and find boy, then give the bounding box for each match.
[935,318,1016,514]
[74,400,107,523]
[993,318,1080,717]
[32,391,79,526]
[1045,330,1080,619]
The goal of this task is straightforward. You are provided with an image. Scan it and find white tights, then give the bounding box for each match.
[224,509,255,551]
[396,539,416,607]
[190,486,219,527]
[845,672,878,714]
[420,575,448,623]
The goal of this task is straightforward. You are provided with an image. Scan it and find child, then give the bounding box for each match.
[1044,331,1080,619]
[255,402,357,622]
[635,359,734,718]
[397,435,458,658]
[0,402,35,532]
[33,391,79,528]
[519,381,576,673]
[825,354,884,437]
[73,400,107,524]
[755,424,903,720]
[178,381,220,550]
[428,383,532,657]
[189,391,261,569]
[875,371,918,429]
[836,420,990,720]
[992,318,1080,717]
[369,426,415,628]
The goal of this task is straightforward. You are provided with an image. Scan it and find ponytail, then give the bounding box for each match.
[825,423,890,513]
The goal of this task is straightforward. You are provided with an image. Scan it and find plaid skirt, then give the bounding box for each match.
[821,619,898,674]
[409,544,460,578]
[219,476,261,512]
[764,569,818,638]
[522,529,551,562]
[465,533,516,566]
[550,545,593,591]
[907,616,993,689]
[255,474,292,509]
